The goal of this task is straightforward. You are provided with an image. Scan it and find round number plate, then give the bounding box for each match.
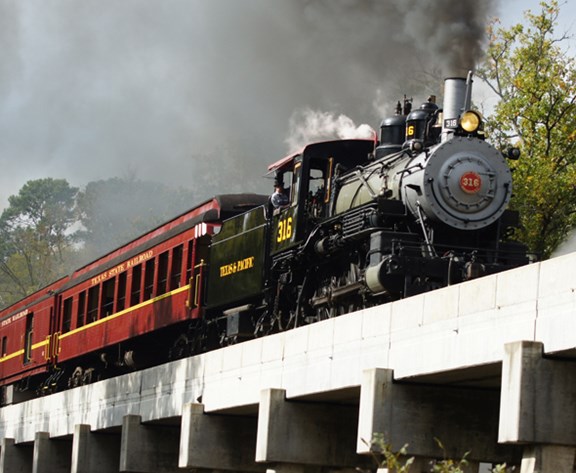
[459,171,482,194]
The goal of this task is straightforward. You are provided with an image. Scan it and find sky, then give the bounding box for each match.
[500,0,576,35]
[0,0,574,213]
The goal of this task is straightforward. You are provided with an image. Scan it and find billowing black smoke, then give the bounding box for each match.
[284,0,497,147]
[0,0,497,208]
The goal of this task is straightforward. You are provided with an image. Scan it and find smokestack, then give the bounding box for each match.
[441,72,474,142]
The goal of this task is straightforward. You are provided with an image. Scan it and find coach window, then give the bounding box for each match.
[170,245,183,290]
[117,272,127,311]
[2,336,7,357]
[131,264,142,306]
[144,258,155,300]
[62,297,73,333]
[77,291,86,327]
[157,251,169,295]
[87,285,100,324]
[171,245,184,290]
[101,278,115,318]
[23,312,33,364]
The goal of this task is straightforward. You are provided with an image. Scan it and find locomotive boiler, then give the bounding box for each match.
[203,74,528,341]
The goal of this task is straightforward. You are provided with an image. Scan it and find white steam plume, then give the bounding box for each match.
[286,108,375,151]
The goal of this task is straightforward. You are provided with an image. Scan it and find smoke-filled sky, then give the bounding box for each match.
[0,0,571,211]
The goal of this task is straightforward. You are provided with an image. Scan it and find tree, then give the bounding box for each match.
[0,178,79,307]
[76,177,194,262]
[478,1,576,258]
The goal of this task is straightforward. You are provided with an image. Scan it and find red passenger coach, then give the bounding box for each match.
[0,278,66,400]
[0,194,267,404]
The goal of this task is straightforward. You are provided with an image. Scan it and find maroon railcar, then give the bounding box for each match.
[0,278,66,401]
[0,194,267,403]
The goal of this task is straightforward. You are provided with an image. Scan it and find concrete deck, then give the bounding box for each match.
[1,252,576,472]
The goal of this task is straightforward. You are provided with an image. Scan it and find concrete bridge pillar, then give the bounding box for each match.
[519,445,575,473]
[357,368,520,468]
[0,437,33,473]
[32,431,72,473]
[179,402,263,471]
[256,388,369,470]
[499,341,576,473]
[71,424,120,473]
[119,414,180,473]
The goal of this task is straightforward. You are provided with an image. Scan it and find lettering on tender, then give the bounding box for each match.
[219,256,255,277]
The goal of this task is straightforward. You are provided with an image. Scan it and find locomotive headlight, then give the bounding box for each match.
[460,111,482,133]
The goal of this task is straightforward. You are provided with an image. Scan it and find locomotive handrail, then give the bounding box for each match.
[44,335,51,362]
[415,202,437,258]
[24,331,33,363]
[52,332,60,360]
[186,277,195,309]
[187,259,206,310]
[194,270,202,308]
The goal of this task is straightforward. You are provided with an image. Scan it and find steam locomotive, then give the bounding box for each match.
[202,74,527,342]
[0,74,528,404]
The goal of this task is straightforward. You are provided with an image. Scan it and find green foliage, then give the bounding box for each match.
[0,176,194,308]
[478,0,576,258]
[367,435,515,473]
[0,178,79,306]
[368,433,415,472]
[429,438,469,473]
[491,464,515,473]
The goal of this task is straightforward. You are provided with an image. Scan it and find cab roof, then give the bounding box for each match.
[267,139,375,174]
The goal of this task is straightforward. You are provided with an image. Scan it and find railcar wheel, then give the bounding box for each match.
[68,366,97,388]
[169,334,191,360]
[69,367,83,388]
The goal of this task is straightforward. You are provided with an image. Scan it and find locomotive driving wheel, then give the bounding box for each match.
[308,259,365,322]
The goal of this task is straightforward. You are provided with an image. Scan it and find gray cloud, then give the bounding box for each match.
[0,0,498,208]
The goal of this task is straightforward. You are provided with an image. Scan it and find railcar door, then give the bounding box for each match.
[47,295,61,365]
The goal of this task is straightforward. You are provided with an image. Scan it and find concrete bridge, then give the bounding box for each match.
[2,252,576,473]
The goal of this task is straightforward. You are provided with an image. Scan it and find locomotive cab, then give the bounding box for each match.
[268,139,375,256]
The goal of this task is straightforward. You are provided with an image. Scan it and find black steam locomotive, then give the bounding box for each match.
[201,74,528,343]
